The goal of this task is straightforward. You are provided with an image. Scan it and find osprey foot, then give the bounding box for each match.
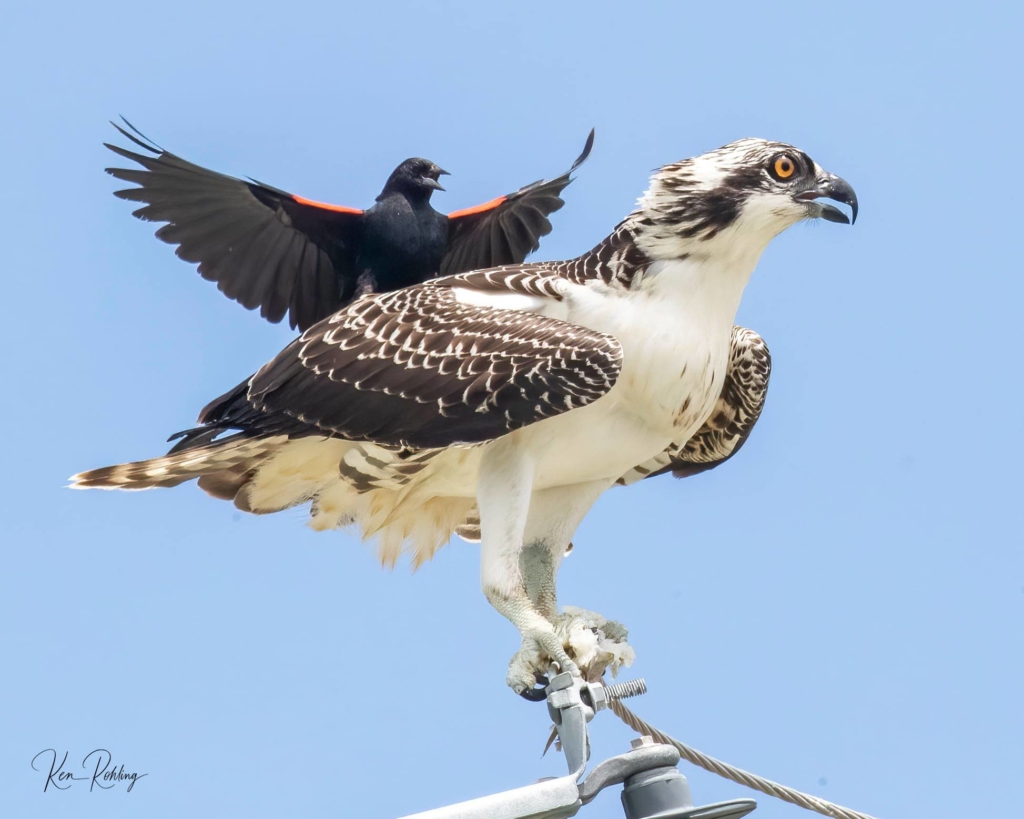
[507,624,580,696]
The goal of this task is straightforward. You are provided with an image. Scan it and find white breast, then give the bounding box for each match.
[567,258,750,425]
[505,256,756,488]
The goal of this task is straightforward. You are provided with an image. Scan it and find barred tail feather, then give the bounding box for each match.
[72,433,471,569]
[69,435,288,492]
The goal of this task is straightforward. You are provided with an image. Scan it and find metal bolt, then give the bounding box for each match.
[630,735,655,749]
[547,671,575,692]
[605,678,648,701]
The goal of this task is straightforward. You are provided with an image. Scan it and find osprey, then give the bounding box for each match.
[106,120,594,332]
[74,138,857,694]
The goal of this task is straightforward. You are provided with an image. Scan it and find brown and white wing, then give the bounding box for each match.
[617,327,771,485]
[192,270,622,450]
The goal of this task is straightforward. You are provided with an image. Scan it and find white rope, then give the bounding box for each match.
[609,700,881,819]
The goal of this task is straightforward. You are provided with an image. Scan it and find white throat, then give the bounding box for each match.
[638,245,759,332]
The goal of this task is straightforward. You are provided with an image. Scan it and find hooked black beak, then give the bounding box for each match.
[796,173,858,225]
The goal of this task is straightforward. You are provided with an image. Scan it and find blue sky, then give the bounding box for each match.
[1,2,1021,817]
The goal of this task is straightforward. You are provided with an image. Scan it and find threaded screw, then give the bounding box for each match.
[604,678,647,701]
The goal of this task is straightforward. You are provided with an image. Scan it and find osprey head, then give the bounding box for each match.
[637,138,857,257]
[379,157,450,201]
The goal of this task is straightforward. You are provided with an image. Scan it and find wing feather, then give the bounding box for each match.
[441,130,594,274]
[187,271,621,450]
[106,119,362,331]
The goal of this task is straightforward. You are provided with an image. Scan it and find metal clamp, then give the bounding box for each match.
[395,676,757,819]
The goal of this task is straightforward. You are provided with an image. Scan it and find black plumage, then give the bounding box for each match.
[106,120,594,332]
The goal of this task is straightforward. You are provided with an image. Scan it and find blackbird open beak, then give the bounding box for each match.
[422,166,450,192]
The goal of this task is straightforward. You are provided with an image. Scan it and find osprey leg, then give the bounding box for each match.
[477,442,578,693]
[521,481,634,684]
[479,465,618,693]
[517,480,611,617]
[519,541,561,620]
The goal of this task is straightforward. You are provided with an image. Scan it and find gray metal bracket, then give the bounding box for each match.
[395,674,757,819]
[579,744,681,805]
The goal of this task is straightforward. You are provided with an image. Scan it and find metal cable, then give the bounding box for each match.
[609,700,881,819]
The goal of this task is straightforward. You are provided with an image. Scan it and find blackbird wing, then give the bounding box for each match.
[441,129,594,275]
[106,119,366,331]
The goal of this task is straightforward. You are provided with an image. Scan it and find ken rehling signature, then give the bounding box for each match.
[31,749,148,793]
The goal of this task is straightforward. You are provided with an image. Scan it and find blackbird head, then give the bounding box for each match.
[379,158,450,202]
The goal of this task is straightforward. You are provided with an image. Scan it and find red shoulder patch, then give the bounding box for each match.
[448,195,507,220]
[292,195,363,215]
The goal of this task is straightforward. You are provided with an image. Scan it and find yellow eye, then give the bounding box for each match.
[773,155,796,179]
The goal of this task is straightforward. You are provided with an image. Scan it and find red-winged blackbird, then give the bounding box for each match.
[106,120,594,332]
